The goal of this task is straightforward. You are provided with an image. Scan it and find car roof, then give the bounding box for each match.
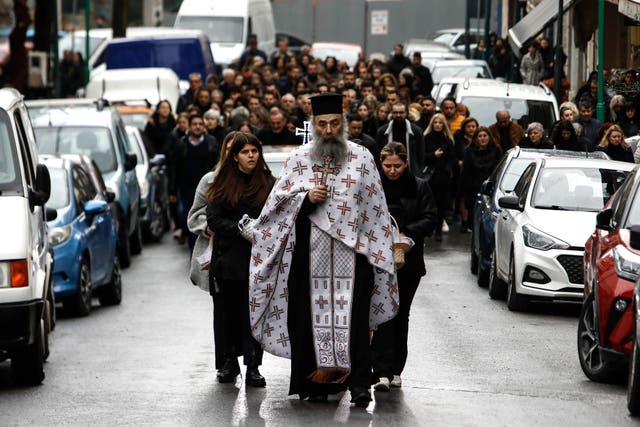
[27,100,117,128]
[311,42,361,50]
[402,39,452,52]
[0,88,24,111]
[536,156,636,171]
[510,147,610,161]
[441,77,555,100]
[432,59,489,67]
[106,29,206,44]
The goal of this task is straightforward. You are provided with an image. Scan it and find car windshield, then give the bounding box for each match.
[500,158,533,193]
[46,167,69,210]
[430,32,456,45]
[34,127,117,174]
[532,167,629,212]
[175,16,243,44]
[0,115,21,194]
[432,65,491,82]
[461,96,556,131]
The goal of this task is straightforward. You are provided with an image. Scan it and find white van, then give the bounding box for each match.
[0,88,54,385]
[174,0,276,67]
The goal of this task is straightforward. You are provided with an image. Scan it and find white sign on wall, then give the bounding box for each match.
[371,10,388,35]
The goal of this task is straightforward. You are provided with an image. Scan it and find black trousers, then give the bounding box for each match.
[430,176,451,234]
[211,294,225,370]
[217,278,263,367]
[371,272,421,379]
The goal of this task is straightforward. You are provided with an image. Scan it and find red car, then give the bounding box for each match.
[580,168,640,382]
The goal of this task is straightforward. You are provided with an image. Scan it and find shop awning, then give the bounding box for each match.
[508,0,577,54]
[619,0,640,21]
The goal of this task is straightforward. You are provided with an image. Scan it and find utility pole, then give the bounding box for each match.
[84,0,90,85]
[464,0,470,59]
[553,0,563,102]
[483,0,492,62]
[596,0,605,122]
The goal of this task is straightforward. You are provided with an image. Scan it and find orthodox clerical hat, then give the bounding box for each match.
[310,93,343,115]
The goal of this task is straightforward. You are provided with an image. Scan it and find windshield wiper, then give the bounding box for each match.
[535,205,570,211]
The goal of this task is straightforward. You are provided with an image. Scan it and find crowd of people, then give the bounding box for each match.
[136,35,640,406]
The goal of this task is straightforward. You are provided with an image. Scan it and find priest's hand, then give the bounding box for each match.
[308,185,328,204]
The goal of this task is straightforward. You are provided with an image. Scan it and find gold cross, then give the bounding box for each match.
[312,156,340,185]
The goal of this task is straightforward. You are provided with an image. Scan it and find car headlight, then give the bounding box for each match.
[48,224,73,246]
[522,224,570,251]
[613,245,640,282]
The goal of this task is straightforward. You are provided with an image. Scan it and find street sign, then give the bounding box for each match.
[371,10,388,35]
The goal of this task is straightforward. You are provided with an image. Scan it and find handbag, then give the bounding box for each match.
[238,214,258,242]
[196,235,213,270]
[390,216,411,270]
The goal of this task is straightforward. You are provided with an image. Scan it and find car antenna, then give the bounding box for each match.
[156,75,161,103]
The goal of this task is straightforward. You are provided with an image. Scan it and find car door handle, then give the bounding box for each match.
[502,214,508,220]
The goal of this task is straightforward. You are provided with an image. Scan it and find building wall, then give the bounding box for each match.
[271,0,495,58]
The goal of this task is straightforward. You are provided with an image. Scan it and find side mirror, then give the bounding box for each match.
[150,154,166,167]
[480,180,494,196]
[84,199,108,218]
[630,225,640,250]
[45,207,57,221]
[104,190,116,203]
[30,164,51,207]
[124,153,137,172]
[498,195,522,211]
[595,208,613,231]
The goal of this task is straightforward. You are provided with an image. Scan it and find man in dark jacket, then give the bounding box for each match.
[375,103,425,177]
[487,110,525,153]
[256,108,299,146]
[170,114,220,250]
[176,73,203,113]
[388,44,411,77]
[410,52,434,97]
[347,113,378,157]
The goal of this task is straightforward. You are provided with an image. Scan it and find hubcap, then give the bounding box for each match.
[79,263,92,306]
[149,200,164,237]
[579,298,603,372]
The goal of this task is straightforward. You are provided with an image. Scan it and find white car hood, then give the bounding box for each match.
[0,197,29,259]
[528,209,596,248]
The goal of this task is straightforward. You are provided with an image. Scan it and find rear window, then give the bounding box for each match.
[34,127,118,174]
[461,96,556,132]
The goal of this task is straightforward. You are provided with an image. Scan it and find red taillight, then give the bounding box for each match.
[10,260,28,287]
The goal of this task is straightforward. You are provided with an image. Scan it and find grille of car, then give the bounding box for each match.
[557,254,584,284]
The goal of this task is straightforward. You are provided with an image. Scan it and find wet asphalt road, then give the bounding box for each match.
[0,229,636,426]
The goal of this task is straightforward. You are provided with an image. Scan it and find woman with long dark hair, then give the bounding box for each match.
[144,99,177,156]
[206,133,275,387]
[371,142,437,391]
[453,117,478,232]
[423,113,456,241]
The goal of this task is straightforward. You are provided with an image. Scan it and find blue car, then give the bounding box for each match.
[470,147,609,286]
[41,156,122,316]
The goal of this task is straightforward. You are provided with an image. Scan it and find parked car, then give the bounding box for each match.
[471,147,610,286]
[430,59,492,89]
[580,166,640,384]
[490,157,633,311]
[401,38,464,68]
[433,77,559,132]
[0,88,54,385]
[630,269,640,415]
[125,125,170,242]
[27,98,142,268]
[428,28,484,55]
[40,155,121,316]
[310,42,363,67]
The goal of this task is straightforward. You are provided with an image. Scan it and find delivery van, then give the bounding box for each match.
[174,0,276,67]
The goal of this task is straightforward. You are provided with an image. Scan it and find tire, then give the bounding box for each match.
[488,245,506,300]
[130,216,143,255]
[43,298,51,361]
[143,197,166,243]
[118,219,131,268]
[470,229,479,274]
[628,318,640,416]
[506,251,528,312]
[64,257,92,317]
[478,263,489,288]
[99,255,122,306]
[577,292,619,382]
[11,318,45,386]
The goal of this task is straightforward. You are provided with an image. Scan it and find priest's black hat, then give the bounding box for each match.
[310,93,343,116]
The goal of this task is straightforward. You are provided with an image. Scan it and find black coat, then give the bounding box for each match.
[170,134,220,195]
[423,130,455,180]
[518,136,554,149]
[207,172,274,288]
[144,114,177,156]
[375,121,426,178]
[460,143,502,207]
[382,170,437,278]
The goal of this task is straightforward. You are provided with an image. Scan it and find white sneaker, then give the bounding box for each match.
[374,377,390,391]
[390,375,402,388]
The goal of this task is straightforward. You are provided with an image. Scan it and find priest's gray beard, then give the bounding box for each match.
[310,125,348,163]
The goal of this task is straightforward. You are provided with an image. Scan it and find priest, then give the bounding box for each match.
[248,93,399,406]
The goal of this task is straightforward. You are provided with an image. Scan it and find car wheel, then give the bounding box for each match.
[577,292,619,382]
[65,257,92,317]
[488,245,506,299]
[143,198,165,243]
[628,318,640,416]
[99,255,122,306]
[470,229,479,275]
[507,251,528,312]
[118,219,131,268]
[478,263,489,288]
[11,316,44,386]
[42,297,51,361]
[130,216,143,255]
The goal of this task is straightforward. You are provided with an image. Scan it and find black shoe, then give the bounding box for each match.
[217,359,240,383]
[350,387,372,407]
[245,367,266,387]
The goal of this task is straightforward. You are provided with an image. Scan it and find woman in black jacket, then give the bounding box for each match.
[423,113,456,241]
[453,117,478,232]
[460,126,502,230]
[206,132,275,387]
[371,142,437,391]
[144,99,177,156]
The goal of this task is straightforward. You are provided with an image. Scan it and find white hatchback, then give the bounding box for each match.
[489,157,634,311]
